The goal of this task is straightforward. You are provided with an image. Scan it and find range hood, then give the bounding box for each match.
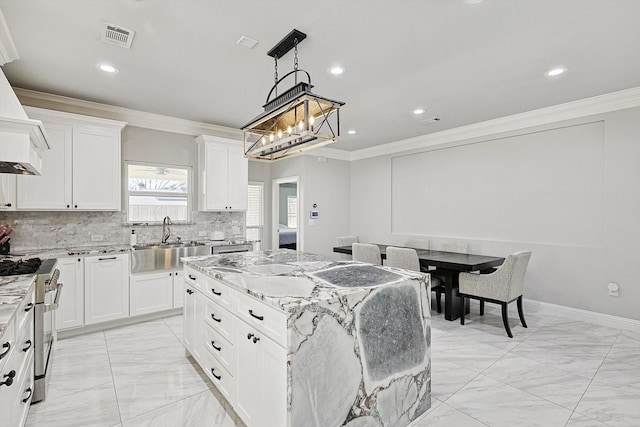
[0,67,50,175]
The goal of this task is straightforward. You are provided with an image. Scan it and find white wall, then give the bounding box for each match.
[350,107,640,321]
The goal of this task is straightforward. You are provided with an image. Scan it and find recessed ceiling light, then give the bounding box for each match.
[413,109,425,115]
[463,0,484,4]
[237,35,258,49]
[347,130,356,135]
[98,63,119,73]
[545,66,567,77]
[329,66,345,76]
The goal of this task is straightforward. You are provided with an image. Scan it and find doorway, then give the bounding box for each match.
[272,176,300,251]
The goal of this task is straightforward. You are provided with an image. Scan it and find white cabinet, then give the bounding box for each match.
[84,254,129,324]
[183,265,287,427]
[196,135,248,211]
[0,175,16,210]
[130,271,174,316]
[173,270,184,308]
[56,257,84,331]
[17,108,125,211]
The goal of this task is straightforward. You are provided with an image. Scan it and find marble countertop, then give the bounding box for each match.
[182,249,428,312]
[0,274,35,339]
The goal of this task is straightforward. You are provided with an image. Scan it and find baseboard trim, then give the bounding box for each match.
[523,299,640,333]
[58,308,182,340]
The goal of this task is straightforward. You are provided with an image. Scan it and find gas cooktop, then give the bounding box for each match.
[0,257,42,276]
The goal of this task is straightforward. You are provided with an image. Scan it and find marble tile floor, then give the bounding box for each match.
[26,305,640,427]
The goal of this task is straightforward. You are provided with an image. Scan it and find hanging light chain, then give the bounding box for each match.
[293,38,299,70]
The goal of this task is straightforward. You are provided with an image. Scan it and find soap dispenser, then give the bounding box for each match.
[130,229,137,246]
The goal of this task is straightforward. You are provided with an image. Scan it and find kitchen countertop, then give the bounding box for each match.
[0,274,35,339]
[182,248,429,312]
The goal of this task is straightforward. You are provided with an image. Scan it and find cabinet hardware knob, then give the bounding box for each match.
[210,368,221,380]
[188,275,196,280]
[0,370,16,387]
[24,303,34,312]
[22,340,32,352]
[74,205,78,208]
[249,309,264,321]
[22,387,33,403]
[211,341,221,351]
[3,203,11,207]
[66,204,70,208]
[78,258,81,262]
[211,313,222,323]
[253,336,260,343]
[0,342,10,360]
[247,333,254,340]
[211,288,221,296]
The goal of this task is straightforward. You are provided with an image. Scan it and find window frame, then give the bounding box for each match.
[125,161,193,224]
[246,181,264,250]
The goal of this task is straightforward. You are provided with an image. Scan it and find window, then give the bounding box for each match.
[246,182,264,250]
[287,196,298,228]
[126,162,191,223]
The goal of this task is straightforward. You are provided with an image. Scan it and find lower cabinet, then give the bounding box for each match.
[173,270,184,308]
[130,271,174,316]
[84,254,129,325]
[184,266,287,427]
[56,257,84,331]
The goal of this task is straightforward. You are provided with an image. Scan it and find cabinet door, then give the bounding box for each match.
[173,270,184,308]
[84,254,129,324]
[183,284,196,354]
[201,142,229,210]
[56,257,84,331]
[130,271,173,316]
[0,174,16,211]
[235,322,262,426]
[17,123,73,210]
[72,126,121,210]
[260,333,287,426]
[227,145,248,210]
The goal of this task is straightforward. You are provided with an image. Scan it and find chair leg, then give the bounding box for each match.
[501,302,513,338]
[436,289,442,313]
[460,296,465,325]
[479,300,484,316]
[517,296,527,328]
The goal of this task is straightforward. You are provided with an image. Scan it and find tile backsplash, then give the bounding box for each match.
[0,211,245,251]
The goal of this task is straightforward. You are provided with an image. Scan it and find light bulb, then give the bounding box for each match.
[269,134,274,142]
[298,121,304,131]
[261,138,266,145]
[277,129,283,139]
[309,116,315,125]
[287,125,292,134]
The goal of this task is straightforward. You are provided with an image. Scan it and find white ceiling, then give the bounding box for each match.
[1,0,639,152]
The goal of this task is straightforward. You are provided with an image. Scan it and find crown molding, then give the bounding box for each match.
[351,86,640,161]
[13,88,243,140]
[0,9,19,65]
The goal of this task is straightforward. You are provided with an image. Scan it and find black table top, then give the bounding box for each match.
[333,244,505,272]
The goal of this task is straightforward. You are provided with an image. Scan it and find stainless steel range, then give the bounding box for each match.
[0,257,62,403]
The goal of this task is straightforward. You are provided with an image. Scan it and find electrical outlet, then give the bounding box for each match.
[91,234,104,242]
[199,231,208,237]
[607,282,619,297]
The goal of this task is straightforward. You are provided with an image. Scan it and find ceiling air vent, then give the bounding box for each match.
[101,22,135,49]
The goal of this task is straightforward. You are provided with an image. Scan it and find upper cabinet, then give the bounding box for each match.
[196,135,248,211]
[16,108,126,211]
[0,175,16,210]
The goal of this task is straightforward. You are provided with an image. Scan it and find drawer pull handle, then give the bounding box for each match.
[22,340,32,352]
[253,336,260,344]
[247,333,254,340]
[22,387,33,403]
[211,288,222,296]
[188,275,196,280]
[98,257,117,261]
[211,314,222,323]
[1,370,16,387]
[210,369,221,380]
[0,342,10,360]
[186,289,194,295]
[211,341,221,351]
[24,303,34,312]
[249,309,264,321]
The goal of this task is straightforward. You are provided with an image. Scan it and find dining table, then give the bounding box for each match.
[333,244,505,321]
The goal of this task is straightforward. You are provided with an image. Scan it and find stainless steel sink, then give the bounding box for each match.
[131,242,210,273]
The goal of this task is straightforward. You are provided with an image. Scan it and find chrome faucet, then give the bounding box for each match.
[162,216,172,244]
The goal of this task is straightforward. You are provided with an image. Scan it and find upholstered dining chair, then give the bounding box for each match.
[352,243,382,265]
[336,235,359,246]
[403,239,445,314]
[386,246,420,271]
[458,251,532,338]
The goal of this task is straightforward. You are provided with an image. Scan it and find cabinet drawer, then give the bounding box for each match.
[203,299,235,343]
[203,322,236,375]
[184,267,208,292]
[235,291,287,347]
[203,348,235,407]
[203,278,234,311]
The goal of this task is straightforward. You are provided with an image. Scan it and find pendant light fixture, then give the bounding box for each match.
[242,29,345,160]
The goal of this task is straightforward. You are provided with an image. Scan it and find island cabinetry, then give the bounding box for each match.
[17,107,125,211]
[0,286,35,427]
[55,257,84,331]
[0,175,15,210]
[196,135,248,211]
[183,283,205,364]
[84,253,129,324]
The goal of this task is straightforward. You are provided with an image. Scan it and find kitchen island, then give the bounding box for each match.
[182,249,431,427]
